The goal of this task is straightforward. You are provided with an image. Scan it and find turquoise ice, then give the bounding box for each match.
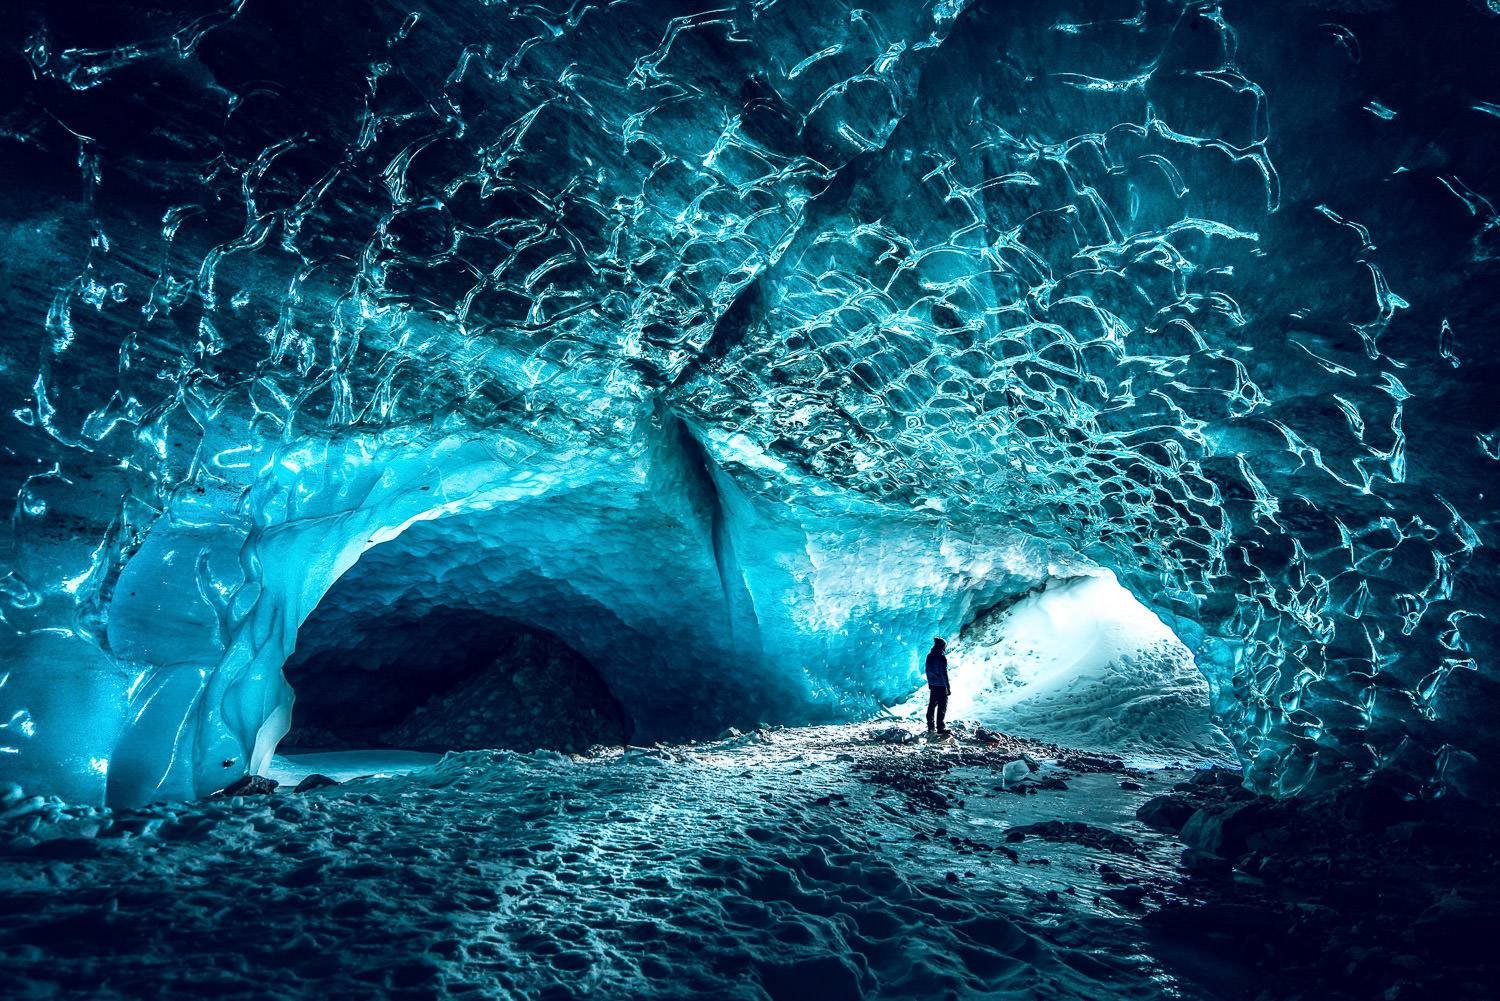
[1,0,1495,806]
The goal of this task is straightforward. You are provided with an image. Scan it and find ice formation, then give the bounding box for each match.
[1,0,1497,806]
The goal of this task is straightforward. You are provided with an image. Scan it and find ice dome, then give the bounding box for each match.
[1,0,1497,809]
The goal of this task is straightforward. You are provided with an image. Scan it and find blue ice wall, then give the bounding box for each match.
[1,0,1498,805]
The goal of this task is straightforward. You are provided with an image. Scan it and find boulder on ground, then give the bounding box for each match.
[293,774,339,794]
[1179,799,1285,858]
[1180,848,1233,879]
[211,775,278,798]
[1136,794,1196,834]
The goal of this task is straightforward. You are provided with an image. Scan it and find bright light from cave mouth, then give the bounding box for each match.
[894,573,1199,745]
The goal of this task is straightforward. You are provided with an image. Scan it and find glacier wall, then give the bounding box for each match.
[1,0,1498,805]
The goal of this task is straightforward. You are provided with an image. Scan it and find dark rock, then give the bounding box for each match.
[286,622,628,755]
[1004,820,1142,856]
[1055,753,1129,773]
[1136,794,1196,834]
[1180,800,1285,858]
[1150,899,1271,937]
[388,630,628,754]
[211,775,278,798]
[1181,848,1233,879]
[1413,893,1494,960]
[1104,884,1147,908]
[27,837,104,860]
[1335,774,1422,832]
[293,774,339,793]
[1119,779,1143,791]
[1189,767,1243,788]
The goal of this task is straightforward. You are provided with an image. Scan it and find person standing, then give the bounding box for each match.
[925,637,950,734]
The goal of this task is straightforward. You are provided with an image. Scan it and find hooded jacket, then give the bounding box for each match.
[924,644,949,688]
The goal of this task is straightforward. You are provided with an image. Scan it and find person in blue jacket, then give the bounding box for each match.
[925,637,950,734]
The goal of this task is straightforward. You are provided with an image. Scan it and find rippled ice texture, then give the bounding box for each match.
[1,0,1498,805]
[0,726,1229,999]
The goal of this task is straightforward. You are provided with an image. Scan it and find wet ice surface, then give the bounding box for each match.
[1,725,1233,999]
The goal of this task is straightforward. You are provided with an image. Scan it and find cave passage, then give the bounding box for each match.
[895,573,1232,762]
[283,602,631,756]
[2,0,1497,825]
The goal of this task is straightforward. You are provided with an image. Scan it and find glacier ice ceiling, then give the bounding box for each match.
[1,0,1498,808]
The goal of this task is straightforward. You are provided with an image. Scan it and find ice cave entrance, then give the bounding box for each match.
[899,574,1231,763]
[281,601,630,757]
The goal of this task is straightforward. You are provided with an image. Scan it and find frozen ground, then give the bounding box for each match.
[1,724,1243,1000]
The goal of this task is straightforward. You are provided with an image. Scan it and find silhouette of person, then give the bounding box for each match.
[925,637,950,734]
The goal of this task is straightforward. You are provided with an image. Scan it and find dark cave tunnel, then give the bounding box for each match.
[282,600,632,755]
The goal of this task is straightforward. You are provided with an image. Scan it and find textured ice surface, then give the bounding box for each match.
[2,1,1499,804]
[0,725,1236,999]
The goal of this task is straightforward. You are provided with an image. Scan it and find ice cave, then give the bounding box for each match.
[1,0,1497,998]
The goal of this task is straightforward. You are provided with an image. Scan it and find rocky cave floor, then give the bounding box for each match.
[1,724,1495,1001]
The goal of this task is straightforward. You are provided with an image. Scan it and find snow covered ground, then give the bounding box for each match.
[1,724,1241,999]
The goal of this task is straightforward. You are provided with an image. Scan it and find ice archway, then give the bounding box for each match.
[2,0,1498,805]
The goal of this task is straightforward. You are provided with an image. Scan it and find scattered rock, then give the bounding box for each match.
[1149,765,1500,1000]
[1055,752,1131,774]
[1189,767,1242,788]
[1003,820,1143,857]
[211,775,278,798]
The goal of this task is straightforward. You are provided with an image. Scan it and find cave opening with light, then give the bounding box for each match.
[1,1,1498,998]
